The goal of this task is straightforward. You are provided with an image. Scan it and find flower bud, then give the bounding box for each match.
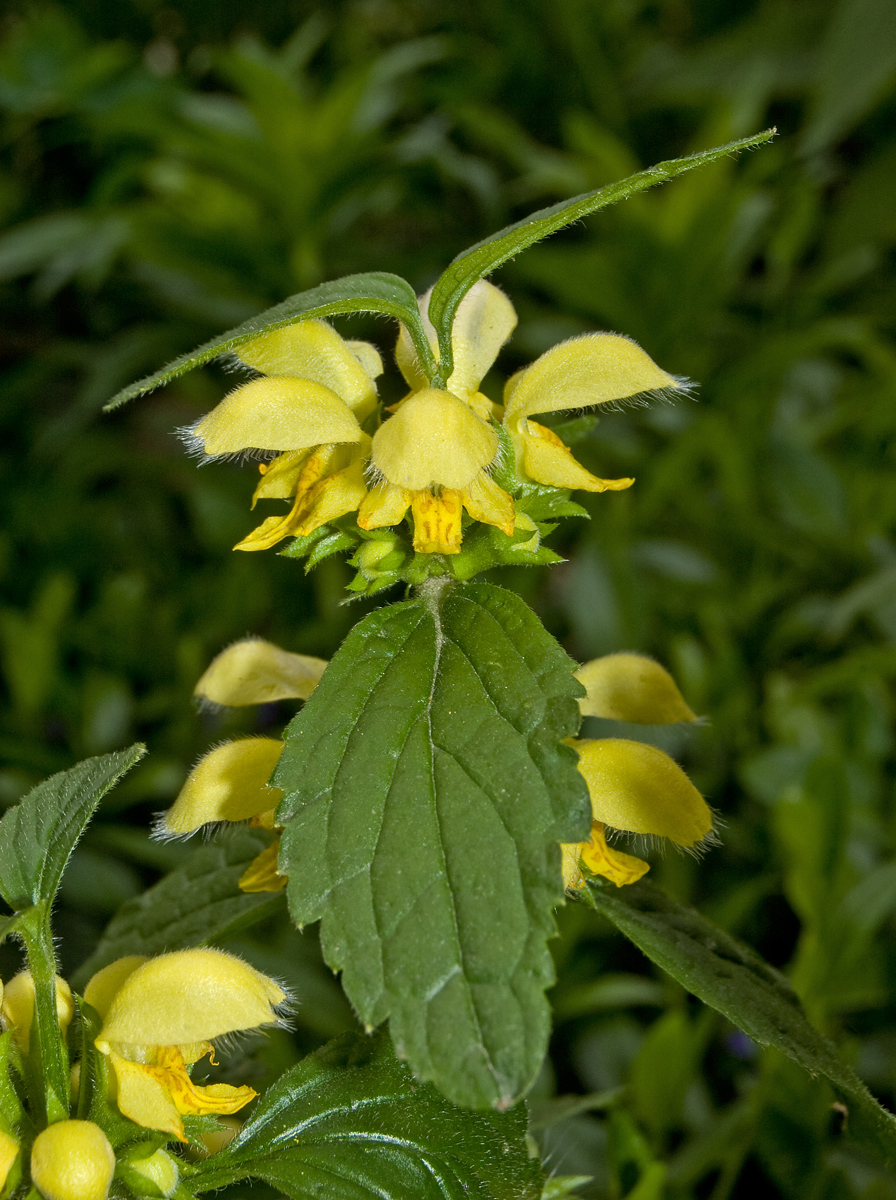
[120,1147,179,1198]
[30,1120,115,1200]
[1,972,73,1053]
[575,654,698,724]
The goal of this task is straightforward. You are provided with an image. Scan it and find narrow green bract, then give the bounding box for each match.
[276,579,590,1109]
[585,878,896,1164]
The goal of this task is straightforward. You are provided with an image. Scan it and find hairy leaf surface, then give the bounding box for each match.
[0,745,145,911]
[585,878,896,1164]
[277,579,590,1108]
[187,1031,542,1199]
[73,828,280,987]
[105,272,434,408]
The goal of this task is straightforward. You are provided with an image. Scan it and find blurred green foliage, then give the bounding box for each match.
[1,0,895,1195]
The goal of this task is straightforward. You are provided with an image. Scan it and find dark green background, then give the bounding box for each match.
[1,0,895,1195]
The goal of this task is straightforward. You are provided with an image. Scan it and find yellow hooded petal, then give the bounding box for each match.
[395,280,517,402]
[30,1120,115,1200]
[195,639,327,707]
[96,948,285,1052]
[460,472,515,536]
[576,654,698,724]
[1,972,73,1053]
[562,822,651,889]
[503,333,681,429]
[234,320,379,414]
[84,957,149,1020]
[192,377,363,455]
[357,481,412,530]
[371,389,498,490]
[519,422,634,493]
[572,738,713,847]
[161,739,284,835]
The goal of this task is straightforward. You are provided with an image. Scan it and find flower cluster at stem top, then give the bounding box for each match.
[183,280,687,558]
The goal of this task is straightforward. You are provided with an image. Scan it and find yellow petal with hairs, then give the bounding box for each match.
[503,333,681,429]
[572,738,712,847]
[192,377,363,455]
[358,481,412,530]
[30,1120,115,1200]
[109,1050,185,1139]
[162,739,283,835]
[576,653,698,724]
[562,821,651,889]
[460,472,516,535]
[96,948,285,1051]
[1,972,73,1053]
[520,422,634,492]
[84,957,149,1020]
[371,389,497,490]
[234,320,379,415]
[239,840,288,893]
[0,1129,17,1190]
[195,639,327,706]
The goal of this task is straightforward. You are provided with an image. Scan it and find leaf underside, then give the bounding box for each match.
[104,272,431,409]
[0,744,145,912]
[188,1031,543,1200]
[585,878,896,1165]
[276,579,590,1109]
[72,828,280,988]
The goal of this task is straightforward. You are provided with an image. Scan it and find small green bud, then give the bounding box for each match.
[119,1147,180,1198]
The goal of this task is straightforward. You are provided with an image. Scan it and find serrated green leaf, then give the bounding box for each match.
[104,272,435,409]
[186,1031,542,1199]
[276,579,590,1109]
[72,828,281,988]
[584,878,896,1165]
[0,745,145,912]
[426,131,775,381]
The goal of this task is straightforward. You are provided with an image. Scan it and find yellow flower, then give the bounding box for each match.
[87,949,286,1141]
[194,638,328,707]
[184,320,383,551]
[562,738,714,889]
[575,653,699,724]
[502,333,686,493]
[30,1120,115,1200]
[1,971,74,1054]
[160,735,288,893]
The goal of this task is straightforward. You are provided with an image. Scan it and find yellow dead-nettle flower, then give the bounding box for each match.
[88,949,286,1141]
[183,319,382,551]
[194,638,328,707]
[575,653,699,725]
[562,739,714,889]
[160,738,286,894]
